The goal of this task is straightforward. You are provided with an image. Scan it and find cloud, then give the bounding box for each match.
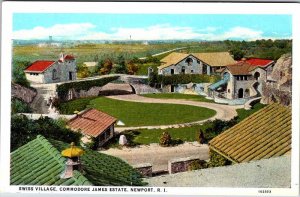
[13,23,96,40]
[13,23,288,41]
[218,27,263,40]
[82,24,204,40]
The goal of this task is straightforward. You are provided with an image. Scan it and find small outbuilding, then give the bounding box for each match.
[24,53,77,84]
[68,108,117,148]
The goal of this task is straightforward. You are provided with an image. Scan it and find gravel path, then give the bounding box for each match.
[100,142,209,172]
[107,94,243,132]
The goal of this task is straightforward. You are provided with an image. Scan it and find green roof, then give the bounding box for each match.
[11,135,145,186]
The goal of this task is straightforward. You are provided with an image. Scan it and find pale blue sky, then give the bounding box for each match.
[13,14,292,41]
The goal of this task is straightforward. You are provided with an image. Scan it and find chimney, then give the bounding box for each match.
[59,52,64,63]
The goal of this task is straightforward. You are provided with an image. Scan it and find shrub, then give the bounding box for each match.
[12,60,31,87]
[197,129,205,144]
[11,98,32,114]
[188,160,208,171]
[11,115,82,151]
[56,76,119,100]
[159,131,172,147]
[208,150,232,167]
[155,74,220,86]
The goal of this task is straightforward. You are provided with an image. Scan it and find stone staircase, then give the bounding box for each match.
[30,83,57,114]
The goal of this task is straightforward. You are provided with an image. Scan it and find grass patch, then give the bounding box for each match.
[236,103,266,122]
[142,93,214,103]
[58,97,96,114]
[89,97,216,126]
[58,96,216,126]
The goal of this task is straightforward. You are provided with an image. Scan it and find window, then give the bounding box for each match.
[52,69,58,80]
[181,67,185,74]
[197,60,200,64]
[171,69,174,75]
[191,70,194,73]
[185,57,193,65]
[228,89,230,93]
[244,76,248,80]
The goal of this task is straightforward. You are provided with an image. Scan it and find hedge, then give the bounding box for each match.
[208,149,232,167]
[56,76,119,99]
[156,74,220,85]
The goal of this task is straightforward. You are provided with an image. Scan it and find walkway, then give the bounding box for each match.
[106,94,243,132]
[100,142,209,172]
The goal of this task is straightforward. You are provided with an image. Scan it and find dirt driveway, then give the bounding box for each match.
[100,142,209,172]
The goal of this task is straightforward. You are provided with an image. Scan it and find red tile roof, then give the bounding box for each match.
[68,109,117,137]
[24,61,55,73]
[64,55,75,60]
[240,58,274,67]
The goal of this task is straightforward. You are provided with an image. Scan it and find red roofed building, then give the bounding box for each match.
[68,108,117,147]
[240,58,274,67]
[24,53,77,83]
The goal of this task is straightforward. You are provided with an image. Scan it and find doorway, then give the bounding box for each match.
[69,72,73,80]
[238,88,244,98]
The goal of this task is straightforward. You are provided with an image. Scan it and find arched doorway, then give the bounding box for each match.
[253,82,261,96]
[238,88,244,98]
[254,72,260,80]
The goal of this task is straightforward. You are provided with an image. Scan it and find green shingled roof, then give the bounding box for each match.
[11,135,145,186]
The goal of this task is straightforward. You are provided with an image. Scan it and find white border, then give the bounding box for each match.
[1,2,299,196]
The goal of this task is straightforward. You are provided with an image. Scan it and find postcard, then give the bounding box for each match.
[1,1,299,196]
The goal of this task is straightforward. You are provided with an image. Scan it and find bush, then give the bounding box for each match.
[155,74,220,86]
[11,115,82,151]
[12,60,30,87]
[196,129,205,144]
[208,150,232,167]
[56,76,119,100]
[11,98,32,114]
[188,160,208,171]
[159,131,172,147]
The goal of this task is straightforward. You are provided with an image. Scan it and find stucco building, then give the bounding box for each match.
[24,53,77,84]
[158,52,236,75]
[209,58,275,100]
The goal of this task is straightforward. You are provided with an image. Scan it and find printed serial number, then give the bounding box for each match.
[258,190,271,193]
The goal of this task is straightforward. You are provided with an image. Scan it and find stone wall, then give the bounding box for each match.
[168,156,201,174]
[11,83,37,103]
[133,163,152,177]
[261,54,292,106]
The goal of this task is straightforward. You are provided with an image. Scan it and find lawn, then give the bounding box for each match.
[59,96,216,127]
[236,103,266,122]
[141,93,214,103]
[106,103,267,146]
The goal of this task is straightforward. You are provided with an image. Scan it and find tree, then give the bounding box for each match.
[113,55,127,74]
[11,115,82,151]
[12,60,30,87]
[126,61,138,75]
[77,64,91,78]
[100,58,113,75]
[230,48,245,60]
